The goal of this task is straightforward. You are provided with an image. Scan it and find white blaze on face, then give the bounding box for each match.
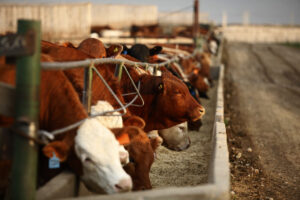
[209,40,217,54]
[75,118,132,194]
[204,77,210,88]
[91,100,123,129]
[91,101,129,166]
[158,122,190,151]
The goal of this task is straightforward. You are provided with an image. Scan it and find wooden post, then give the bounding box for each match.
[193,0,199,46]
[10,19,41,200]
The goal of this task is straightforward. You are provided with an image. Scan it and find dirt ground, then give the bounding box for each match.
[223,42,300,200]
[150,80,217,188]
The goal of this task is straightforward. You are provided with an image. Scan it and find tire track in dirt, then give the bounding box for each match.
[268,46,300,77]
[249,45,275,84]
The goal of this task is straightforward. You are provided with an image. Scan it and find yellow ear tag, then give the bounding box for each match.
[114,47,118,53]
[158,83,163,90]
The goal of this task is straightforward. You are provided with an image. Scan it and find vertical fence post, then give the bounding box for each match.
[193,0,199,45]
[82,65,93,115]
[10,19,41,200]
[114,63,123,81]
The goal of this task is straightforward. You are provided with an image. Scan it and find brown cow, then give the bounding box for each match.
[72,38,205,132]
[112,126,160,190]
[0,56,132,194]
[41,41,159,190]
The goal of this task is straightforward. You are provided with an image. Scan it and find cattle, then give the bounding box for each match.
[117,50,206,131]
[42,42,161,191]
[159,122,191,151]
[130,24,162,38]
[91,100,160,190]
[121,67,205,131]
[0,56,132,194]
[177,56,211,98]
[122,44,162,62]
[148,55,204,133]
[69,38,205,132]
[41,40,130,117]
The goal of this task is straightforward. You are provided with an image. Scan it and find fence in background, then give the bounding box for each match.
[220,25,300,43]
[158,12,210,25]
[0,3,91,41]
[91,4,158,29]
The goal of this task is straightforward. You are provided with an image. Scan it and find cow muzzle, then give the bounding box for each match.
[191,106,205,121]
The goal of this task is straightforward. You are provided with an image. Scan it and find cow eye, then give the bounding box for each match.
[84,157,94,164]
[129,157,135,163]
[174,90,181,94]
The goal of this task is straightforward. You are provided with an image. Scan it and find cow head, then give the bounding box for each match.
[43,119,132,194]
[158,122,191,151]
[138,69,205,131]
[188,73,210,99]
[78,38,107,58]
[78,38,123,59]
[123,44,162,62]
[113,126,158,191]
[74,118,132,194]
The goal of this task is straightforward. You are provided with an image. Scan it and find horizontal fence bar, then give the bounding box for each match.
[97,37,194,45]
[41,52,196,70]
[52,37,194,46]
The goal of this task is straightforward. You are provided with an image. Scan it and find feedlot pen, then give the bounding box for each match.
[37,61,228,200]
[67,68,221,199]
[74,75,219,198]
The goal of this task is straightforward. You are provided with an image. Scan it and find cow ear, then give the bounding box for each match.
[149,46,162,56]
[123,115,146,129]
[43,141,69,162]
[106,44,123,58]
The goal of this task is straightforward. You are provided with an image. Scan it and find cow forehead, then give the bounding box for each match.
[163,77,188,91]
[91,101,123,129]
[76,118,120,163]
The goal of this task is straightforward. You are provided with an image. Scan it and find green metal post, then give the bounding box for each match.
[82,65,93,115]
[114,63,123,81]
[10,20,41,200]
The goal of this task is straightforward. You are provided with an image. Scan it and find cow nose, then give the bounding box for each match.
[115,178,132,192]
[199,106,205,116]
[119,150,129,166]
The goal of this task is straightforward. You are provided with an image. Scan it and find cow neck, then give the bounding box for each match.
[121,71,164,130]
[39,71,87,144]
[92,64,127,109]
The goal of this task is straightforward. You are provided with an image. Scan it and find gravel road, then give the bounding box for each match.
[223,42,300,200]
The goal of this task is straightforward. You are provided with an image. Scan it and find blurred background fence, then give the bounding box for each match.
[0,3,91,41]
[1,3,300,43]
[220,25,300,43]
[91,4,158,29]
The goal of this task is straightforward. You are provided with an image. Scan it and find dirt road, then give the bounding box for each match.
[223,43,300,199]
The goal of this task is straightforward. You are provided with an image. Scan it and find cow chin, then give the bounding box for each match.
[81,165,132,194]
[189,108,205,122]
[158,122,191,151]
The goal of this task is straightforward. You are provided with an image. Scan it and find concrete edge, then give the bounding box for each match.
[208,64,230,199]
[36,171,77,200]
[61,184,221,200]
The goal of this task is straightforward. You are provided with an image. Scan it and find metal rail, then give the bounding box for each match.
[41,51,197,70]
